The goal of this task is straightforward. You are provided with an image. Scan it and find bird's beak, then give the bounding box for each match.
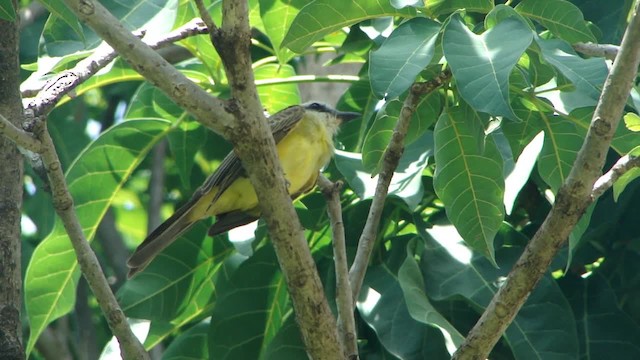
[335,110,361,123]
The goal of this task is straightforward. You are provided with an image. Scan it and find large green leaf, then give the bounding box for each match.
[426,0,494,17]
[259,0,307,64]
[254,63,301,113]
[561,272,640,358]
[162,321,210,360]
[421,225,579,359]
[433,106,505,263]
[38,0,83,40]
[443,15,533,120]
[536,37,608,110]
[369,17,441,99]
[282,0,415,53]
[24,119,172,355]
[358,236,450,359]
[208,245,292,359]
[516,0,596,43]
[42,0,178,56]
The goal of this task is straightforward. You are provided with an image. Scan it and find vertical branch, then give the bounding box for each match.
[453,3,640,358]
[318,175,357,359]
[0,2,25,358]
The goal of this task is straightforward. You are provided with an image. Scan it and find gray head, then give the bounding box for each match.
[302,102,360,124]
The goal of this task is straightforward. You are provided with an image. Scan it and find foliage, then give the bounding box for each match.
[16,0,640,358]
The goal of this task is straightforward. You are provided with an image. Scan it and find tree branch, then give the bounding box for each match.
[25,18,208,115]
[574,42,619,60]
[349,71,451,302]
[30,115,148,360]
[591,154,640,199]
[453,4,640,359]
[0,113,42,152]
[318,175,357,359]
[61,0,233,134]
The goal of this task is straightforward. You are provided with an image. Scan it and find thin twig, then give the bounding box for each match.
[453,3,640,358]
[25,18,209,115]
[349,71,451,303]
[193,0,218,33]
[0,113,42,152]
[318,175,357,359]
[574,42,619,60]
[32,115,148,360]
[591,154,640,199]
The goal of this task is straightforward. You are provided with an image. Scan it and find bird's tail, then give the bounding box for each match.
[127,202,196,278]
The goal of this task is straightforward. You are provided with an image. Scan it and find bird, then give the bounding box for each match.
[126,102,360,277]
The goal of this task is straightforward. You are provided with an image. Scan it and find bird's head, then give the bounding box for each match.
[302,102,360,136]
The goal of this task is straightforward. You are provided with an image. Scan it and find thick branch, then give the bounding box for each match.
[32,115,148,360]
[453,4,640,359]
[0,113,42,152]
[349,72,451,302]
[62,0,233,134]
[198,1,343,358]
[318,175,357,359]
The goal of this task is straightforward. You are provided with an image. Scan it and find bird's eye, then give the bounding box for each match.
[309,102,322,110]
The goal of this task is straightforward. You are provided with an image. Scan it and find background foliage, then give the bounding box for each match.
[14,0,640,358]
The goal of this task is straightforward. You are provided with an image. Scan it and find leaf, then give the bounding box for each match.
[254,63,301,113]
[398,244,465,347]
[282,0,415,53]
[516,0,596,43]
[443,15,533,120]
[369,17,441,99]
[421,225,579,359]
[433,106,505,263]
[24,119,172,355]
[624,112,640,132]
[260,0,308,64]
[358,237,450,359]
[208,245,291,359]
[335,129,433,209]
[561,273,640,358]
[536,37,608,108]
[426,0,495,17]
[38,0,83,41]
[0,0,16,21]
[162,321,209,360]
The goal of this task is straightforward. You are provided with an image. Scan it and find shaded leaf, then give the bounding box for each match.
[516,0,596,43]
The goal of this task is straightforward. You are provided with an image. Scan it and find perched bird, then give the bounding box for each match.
[127,102,360,277]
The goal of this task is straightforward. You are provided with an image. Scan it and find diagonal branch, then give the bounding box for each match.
[349,71,451,303]
[453,3,640,359]
[591,154,640,199]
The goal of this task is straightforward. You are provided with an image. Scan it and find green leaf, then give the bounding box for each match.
[24,119,171,355]
[118,225,234,322]
[426,0,494,17]
[624,112,640,132]
[516,0,596,43]
[38,0,83,41]
[536,37,608,108]
[433,106,505,263]
[369,17,441,99]
[336,129,433,209]
[537,112,585,193]
[262,316,306,359]
[208,245,291,359]
[398,244,465,347]
[168,121,208,189]
[162,321,209,360]
[260,0,307,64]
[282,0,415,53]
[443,15,533,120]
[421,226,579,358]
[358,237,450,359]
[561,273,640,358]
[254,63,301,113]
[0,0,16,21]
[613,146,640,201]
